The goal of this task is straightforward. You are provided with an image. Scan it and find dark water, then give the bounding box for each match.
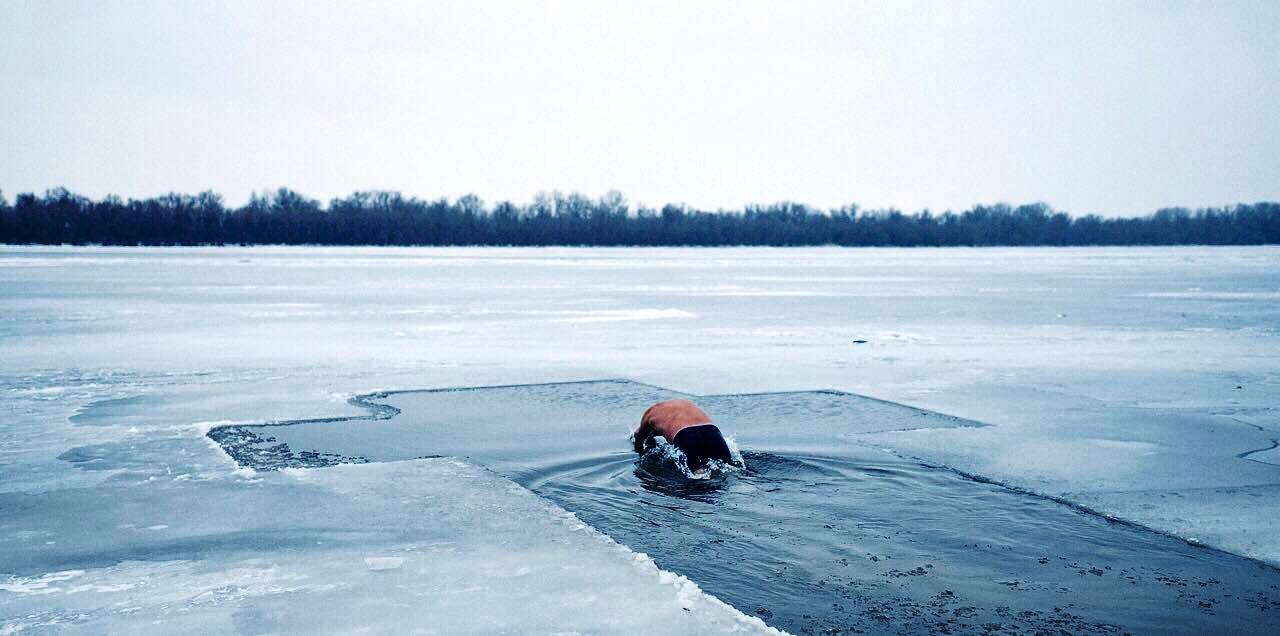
[208,380,1280,634]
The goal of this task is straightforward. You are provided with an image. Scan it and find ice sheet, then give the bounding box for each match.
[1,458,774,634]
[2,245,1279,632]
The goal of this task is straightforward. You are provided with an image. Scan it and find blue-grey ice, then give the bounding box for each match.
[2,245,1278,633]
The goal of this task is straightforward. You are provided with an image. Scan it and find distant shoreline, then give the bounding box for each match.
[3,188,1277,247]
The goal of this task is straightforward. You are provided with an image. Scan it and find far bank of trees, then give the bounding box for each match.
[1,188,1277,247]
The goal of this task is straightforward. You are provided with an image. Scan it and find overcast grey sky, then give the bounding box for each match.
[3,1,1277,214]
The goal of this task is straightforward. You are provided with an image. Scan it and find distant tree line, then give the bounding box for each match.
[1,188,1277,246]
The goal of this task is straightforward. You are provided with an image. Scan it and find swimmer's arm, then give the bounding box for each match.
[631,419,655,454]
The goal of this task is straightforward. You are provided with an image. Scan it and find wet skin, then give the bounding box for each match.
[632,398,713,453]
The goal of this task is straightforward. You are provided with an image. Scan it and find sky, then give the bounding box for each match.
[2,1,1277,215]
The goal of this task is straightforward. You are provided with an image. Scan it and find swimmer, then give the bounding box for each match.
[632,398,736,473]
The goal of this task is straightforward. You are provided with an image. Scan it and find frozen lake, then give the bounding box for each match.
[2,245,1279,633]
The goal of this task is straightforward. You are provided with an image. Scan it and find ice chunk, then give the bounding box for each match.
[1,459,776,634]
[362,557,404,571]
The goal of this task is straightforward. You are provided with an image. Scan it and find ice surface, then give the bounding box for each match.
[2,245,1279,632]
[0,458,774,634]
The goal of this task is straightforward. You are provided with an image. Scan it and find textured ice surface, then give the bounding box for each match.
[0,458,773,634]
[2,245,1279,632]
